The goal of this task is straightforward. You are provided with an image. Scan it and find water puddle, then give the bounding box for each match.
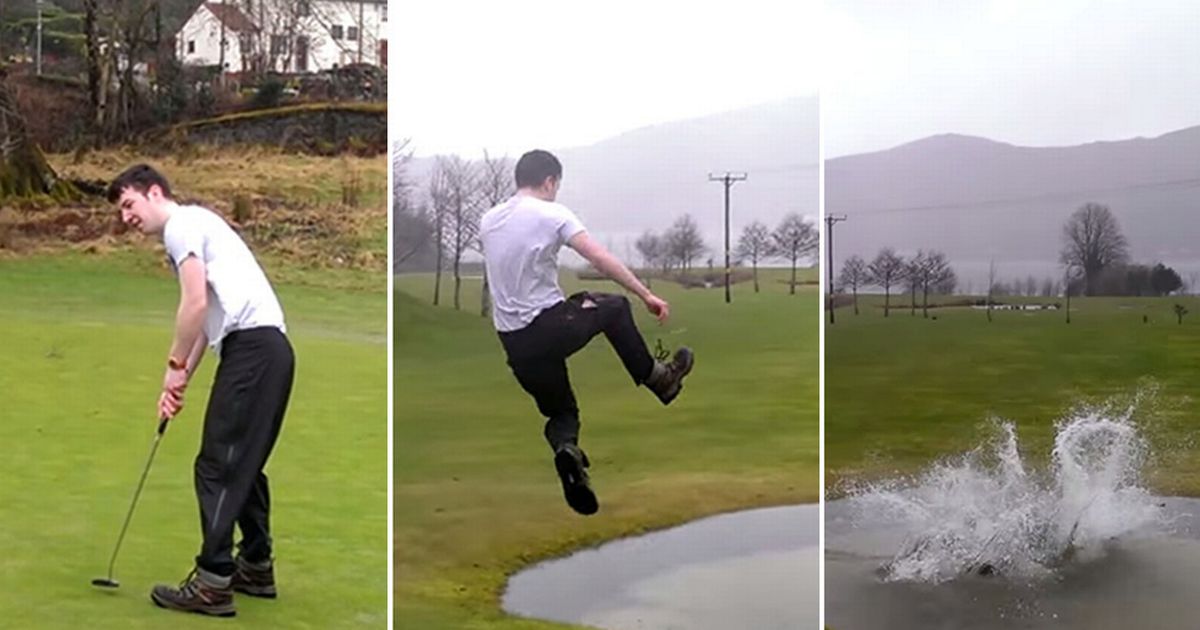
[503,504,818,630]
[827,406,1200,629]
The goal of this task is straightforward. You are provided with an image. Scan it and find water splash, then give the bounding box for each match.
[849,407,1165,583]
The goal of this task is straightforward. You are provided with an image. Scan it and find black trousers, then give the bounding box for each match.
[195,327,294,577]
[498,292,655,450]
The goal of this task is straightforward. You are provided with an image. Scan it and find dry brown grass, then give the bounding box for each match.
[18,146,389,270]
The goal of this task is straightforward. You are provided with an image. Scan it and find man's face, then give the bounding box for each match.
[116,186,168,234]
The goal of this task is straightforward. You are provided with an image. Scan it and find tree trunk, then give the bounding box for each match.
[922,283,929,318]
[0,72,74,200]
[83,0,102,134]
[480,266,490,318]
[789,255,797,295]
[753,259,759,293]
[910,285,916,316]
[884,286,890,317]
[452,254,461,310]
[852,287,859,315]
[432,214,443,305]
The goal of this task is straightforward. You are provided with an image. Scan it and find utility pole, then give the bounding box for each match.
[825,215,847,323]
[35,0,43,76]
[708,172,747,304]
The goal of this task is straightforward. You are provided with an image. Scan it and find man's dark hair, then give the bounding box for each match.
[106,163,175,203]
[514,150,562,188]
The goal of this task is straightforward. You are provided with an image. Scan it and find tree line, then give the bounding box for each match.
[833,201,1189,320]
[395,148,820,313]
[634,214,817,295]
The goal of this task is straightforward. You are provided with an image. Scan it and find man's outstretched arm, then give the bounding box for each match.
[568,231,670,323]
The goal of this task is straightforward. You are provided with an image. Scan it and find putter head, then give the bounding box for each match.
[91,578,120,589]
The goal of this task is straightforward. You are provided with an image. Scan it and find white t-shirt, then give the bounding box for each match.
[480,194,586,332]
[162,204,286,352]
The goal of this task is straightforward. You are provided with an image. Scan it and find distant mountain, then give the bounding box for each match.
[827,127,1200,287]
[404,97,818,264]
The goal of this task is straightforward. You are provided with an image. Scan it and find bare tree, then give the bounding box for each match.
[903,251,925,316]
[430,155,482,311]
[838,255,869,315]
[736,221,773,293]
[392,139,431,269]
[1060,202,1129,296]
[476,151,514,317]
[666,214,706,273]
[868,248,904,317]
[772,213,817,295]
[919,250,954,318]
[635,230,663,288]
[426,163,449,306]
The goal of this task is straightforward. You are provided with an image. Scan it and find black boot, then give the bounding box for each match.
[150,568,236,617]
[554,443,598,515]
[231,556,277,599]
[645,346,694,405]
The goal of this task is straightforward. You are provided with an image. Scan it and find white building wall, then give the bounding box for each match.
[177,5,250,73]
[178,0,386,74]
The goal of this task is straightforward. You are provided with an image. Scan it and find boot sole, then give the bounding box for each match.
[233,584,277,599]
[150,592,236,617]
[555,449,599,515]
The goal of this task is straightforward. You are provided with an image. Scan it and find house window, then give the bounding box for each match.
[270,35,287,55]
[187,40,195,54]
[297,0,310,17]
[239,34,253,51]
[347,26,359,41]
[244,0,253,13]
[331,25,344,40]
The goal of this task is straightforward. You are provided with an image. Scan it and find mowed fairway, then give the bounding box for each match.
[395,268,819,629]
[826,294,1200,495]
[0,253,386,628]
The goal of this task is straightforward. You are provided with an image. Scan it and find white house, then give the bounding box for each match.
[176,3,260,73]
[176,0,387,74]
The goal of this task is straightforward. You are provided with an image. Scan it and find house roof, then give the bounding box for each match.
[204,3,259,33]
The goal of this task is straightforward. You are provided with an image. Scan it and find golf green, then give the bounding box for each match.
[395,268,819,629]
[0,252,387,628]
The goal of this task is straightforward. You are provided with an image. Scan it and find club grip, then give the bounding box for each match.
[157,417,169,435]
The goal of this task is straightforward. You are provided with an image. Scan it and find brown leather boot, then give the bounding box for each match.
[150,568,236,617]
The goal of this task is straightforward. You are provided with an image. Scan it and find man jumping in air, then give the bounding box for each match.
[108,164,294,616]
[480,149,694,515]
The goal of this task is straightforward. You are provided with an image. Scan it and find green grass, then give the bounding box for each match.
[827,293,1200,496]
[395,267,819,629]
[0,253,386,628]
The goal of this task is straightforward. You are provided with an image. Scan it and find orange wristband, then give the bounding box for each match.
[168,357,187,371]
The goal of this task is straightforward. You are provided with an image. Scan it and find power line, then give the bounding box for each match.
[826,214,847,324]
[709,172,748,304]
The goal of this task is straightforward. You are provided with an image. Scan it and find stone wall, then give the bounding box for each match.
[157,103,386,156]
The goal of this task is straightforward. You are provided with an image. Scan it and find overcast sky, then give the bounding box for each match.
[392,0,820,158]
[823,0,1200,157]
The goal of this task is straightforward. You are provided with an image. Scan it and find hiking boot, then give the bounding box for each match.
[554,443,598,515]
[150,568,236,617]
[645,346,695,405]
[231,556,277,599]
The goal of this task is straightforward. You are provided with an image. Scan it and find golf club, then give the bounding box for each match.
[92,417,170,590]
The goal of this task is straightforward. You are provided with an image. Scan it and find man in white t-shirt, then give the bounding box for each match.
[481,150,695,515]
[107,164,294,617]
